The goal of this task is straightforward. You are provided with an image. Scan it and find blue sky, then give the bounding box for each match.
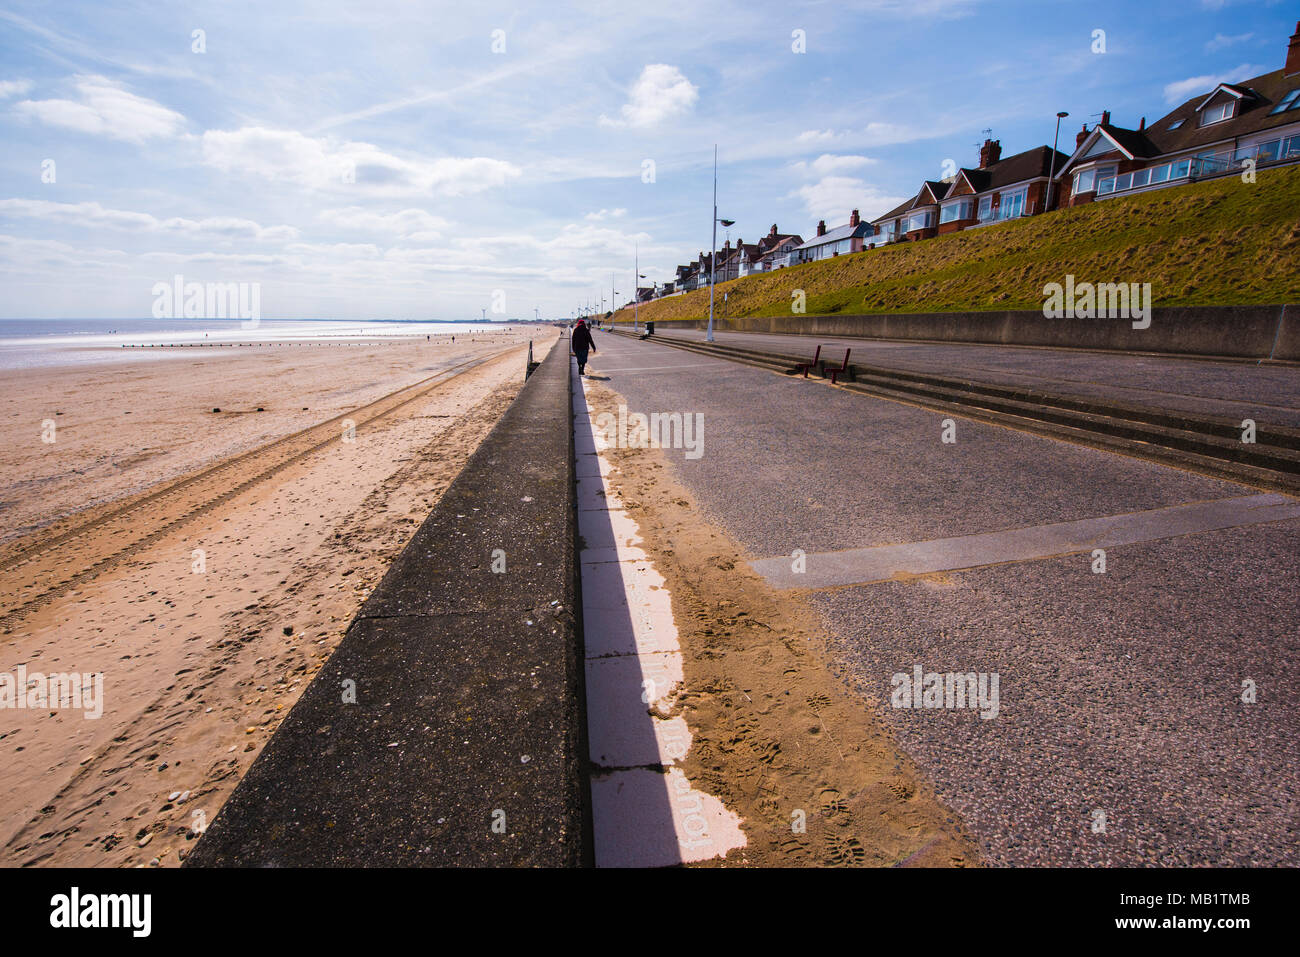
[0,0,1294,320]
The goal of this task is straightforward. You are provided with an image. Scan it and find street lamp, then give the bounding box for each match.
[1046,110,1069,213]
[634,244,647,333]
[706,144,734,343]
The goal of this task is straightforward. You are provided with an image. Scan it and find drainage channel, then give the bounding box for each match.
[572,361,746,867]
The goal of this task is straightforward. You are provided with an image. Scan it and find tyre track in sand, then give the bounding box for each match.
[0,348,535,865]
[0,349,518,634]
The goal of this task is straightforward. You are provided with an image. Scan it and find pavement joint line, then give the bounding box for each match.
[587,363,720,373]
[750,492,1300,590]
[572,361,747,867]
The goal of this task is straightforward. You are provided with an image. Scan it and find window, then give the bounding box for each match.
[907,210,934,231]
[978,195,993,222]
[939,199,973,224]
[1150,164,1170,184]
[1270,88,1300,114]
[998,188,1027,220]
[1168,118,1186,130]
[1075,165,1115,194]
[1131,168,1151,188]
[1285,136,1300,159]
[1171,159,1191,179]
[1097,176,1115,195]
[1199,100,1234,126]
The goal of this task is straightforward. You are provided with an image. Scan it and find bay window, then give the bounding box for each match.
[939,199,973,224]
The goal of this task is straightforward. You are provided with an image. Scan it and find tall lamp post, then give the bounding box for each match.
[705,144,735,343]
[1046,110,1069,213]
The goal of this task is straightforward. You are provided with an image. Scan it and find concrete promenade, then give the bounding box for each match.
[188,340,589,867]
[583,328,1299,866]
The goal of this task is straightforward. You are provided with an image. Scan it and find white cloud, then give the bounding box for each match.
[13,75,184,142]
[584,208,627,220]
[0,79,32,98]
[797,129,842,144]
[1205,32,1253,53]
[790,154,877,177]
[1163,63,1260,104]
[317,206,449,240]
[600,64,698,128]
[0,198,298,240]
[796,122,928,148]
[788,176,907,224]
[201,127,520,197]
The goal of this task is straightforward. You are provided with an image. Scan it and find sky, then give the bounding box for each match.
[0,0,1295,321]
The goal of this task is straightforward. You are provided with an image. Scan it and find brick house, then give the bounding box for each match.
[747,224,804,273]
[791,210,875,264]
[871,139,1067,242]
[1059,21,1300,206]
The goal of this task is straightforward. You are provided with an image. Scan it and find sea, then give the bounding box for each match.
[0,319,524,371]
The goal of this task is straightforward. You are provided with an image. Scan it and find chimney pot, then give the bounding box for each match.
[1076,123,1089,149]
[1138,116,1146,131]
[1286,20,1300,76]
[978,138,1002,168]
[1101,110,1111,126]
[770,223,778,236]
[817,219,826,236]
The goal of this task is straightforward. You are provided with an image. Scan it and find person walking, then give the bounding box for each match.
[572,318,597,376]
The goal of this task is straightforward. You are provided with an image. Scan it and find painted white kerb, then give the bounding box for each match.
[574,370,746,867]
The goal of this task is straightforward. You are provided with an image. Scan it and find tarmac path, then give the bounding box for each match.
[584,328,1299,866]
[637,326,1300,427]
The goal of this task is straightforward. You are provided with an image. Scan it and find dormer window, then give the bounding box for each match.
[1200,100,1235,126]
[1271,89,1300,114]
[1168,118,1185,130]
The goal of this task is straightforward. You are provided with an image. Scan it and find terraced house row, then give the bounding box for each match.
[641,21,1300,304]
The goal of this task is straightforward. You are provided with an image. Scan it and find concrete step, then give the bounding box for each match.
[615,330,1300,492]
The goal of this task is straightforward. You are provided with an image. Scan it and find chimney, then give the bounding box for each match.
[978,138,1002,168]
[816,219,826,237]
[1101,110,1111,127]
[849,209,860,227]
[1076,123,1089,149]
[1138,116,1146,132]
[770,223,778,237]
[1287,21,1300,76]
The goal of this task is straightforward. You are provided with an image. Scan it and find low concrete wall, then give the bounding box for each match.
[617,305,1297,360]
[187,338,590,867]
[1271,304,1300,361]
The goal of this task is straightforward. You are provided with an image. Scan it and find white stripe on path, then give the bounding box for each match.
[573,366,746,867]
[751,493,1300,590]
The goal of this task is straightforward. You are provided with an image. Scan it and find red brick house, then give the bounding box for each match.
[871,139,1067,241]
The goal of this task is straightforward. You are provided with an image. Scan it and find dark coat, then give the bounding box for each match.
[572,324,596,353]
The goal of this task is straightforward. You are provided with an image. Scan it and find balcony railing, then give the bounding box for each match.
[1097,136,1300,196]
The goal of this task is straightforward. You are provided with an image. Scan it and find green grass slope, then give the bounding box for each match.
[613,163,1300,323]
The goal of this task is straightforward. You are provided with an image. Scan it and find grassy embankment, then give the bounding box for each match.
[612,163,1300,324]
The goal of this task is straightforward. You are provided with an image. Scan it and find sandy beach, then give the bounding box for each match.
[0,330,553,866]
